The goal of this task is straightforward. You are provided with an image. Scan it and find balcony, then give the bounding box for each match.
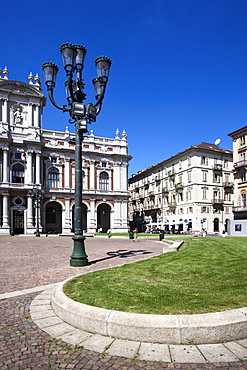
[212,198,224,204]
[212,164,222,171]
[223,182,234,188]
[233,205,247,213]
[168,202,177,208]
[168,169,176,177]
[162,187,169,195]
[175,183,183,193]
[233,160,247,169]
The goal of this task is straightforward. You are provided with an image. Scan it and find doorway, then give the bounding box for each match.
[13,210,24,234]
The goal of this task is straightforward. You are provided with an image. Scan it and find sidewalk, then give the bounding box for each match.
[0,235,247,369]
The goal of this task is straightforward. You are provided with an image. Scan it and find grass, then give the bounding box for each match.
[64,237,247,315]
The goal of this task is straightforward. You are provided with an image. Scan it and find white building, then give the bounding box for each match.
[0,69,131,235]
[228,126,247,235]
[128,143,233,235]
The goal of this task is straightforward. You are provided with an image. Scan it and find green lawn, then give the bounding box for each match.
[64,237,247,315]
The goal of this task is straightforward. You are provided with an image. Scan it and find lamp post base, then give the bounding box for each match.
[70,234,89,267]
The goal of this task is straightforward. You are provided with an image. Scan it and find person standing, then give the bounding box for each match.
[133,228,138,242]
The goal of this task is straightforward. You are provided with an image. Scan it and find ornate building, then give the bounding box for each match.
[128,143,233,235]
[0,69,131,234]
[228,126,247,235]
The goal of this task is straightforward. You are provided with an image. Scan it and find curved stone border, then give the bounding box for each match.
[52,278,247,345]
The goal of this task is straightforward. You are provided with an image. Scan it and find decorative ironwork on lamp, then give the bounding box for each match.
[42,43,111,266]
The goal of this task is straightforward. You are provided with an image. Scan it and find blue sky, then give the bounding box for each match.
[2,0,247,175]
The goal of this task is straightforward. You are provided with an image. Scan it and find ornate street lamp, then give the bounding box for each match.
[31,185,45,237]
[42,43,111,266]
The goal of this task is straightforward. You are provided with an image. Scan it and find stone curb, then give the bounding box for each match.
[30,288,247,363]
[52,278,247,345]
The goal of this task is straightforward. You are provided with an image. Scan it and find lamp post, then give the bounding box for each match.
[31,185,45,237]
[42,43,111,266]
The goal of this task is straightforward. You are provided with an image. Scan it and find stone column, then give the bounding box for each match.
[1,192,10,234]
[26,193,34,232]
[2,148,8,183]
[88,198,96,232]
[64,158,70,188]
[2,99,8,122]
[63,197,71,234]
[90,160,95,189]
[26,151,33,184]
[36,152,41,184]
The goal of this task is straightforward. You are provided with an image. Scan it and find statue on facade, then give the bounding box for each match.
[14,106,23,124]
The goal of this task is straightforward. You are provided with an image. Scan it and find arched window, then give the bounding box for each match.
[99,171,109,191]
[12,163,24,183]
[47,167,59,188]
[241,192,246,207]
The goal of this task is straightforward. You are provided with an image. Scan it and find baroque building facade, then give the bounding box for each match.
[228,126,247,235]
[0,70,131,235]
[128,143,233,235]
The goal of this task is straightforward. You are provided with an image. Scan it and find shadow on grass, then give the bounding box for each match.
[89,249,152,265]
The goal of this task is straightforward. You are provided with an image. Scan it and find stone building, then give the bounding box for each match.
[128,143,233,235]
[228,126,247,235]
[0,69,131,235]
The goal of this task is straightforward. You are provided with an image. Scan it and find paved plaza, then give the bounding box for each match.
[0,235,247,369]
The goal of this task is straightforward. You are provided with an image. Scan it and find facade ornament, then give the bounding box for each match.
[3,66,9,80]
[122,130,127,140]
[28,72,34,84]
[90,129,94,136]
[34,73,41,86]
[50,139,58,146]
[14,106,23,125]
[115,128,120,139]
[0,122,7,134]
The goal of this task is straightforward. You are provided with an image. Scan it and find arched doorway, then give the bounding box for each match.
[71,203,88,232]
[45,201,62,234]
[213,218,219,232]
[97,203,111,233]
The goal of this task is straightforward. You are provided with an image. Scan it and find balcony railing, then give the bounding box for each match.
[233,205,247,213]
[168,202,177,208]
[212,164,222,171]
[223,182,234,188]
[212,198,224,204]
[233,160,247,169]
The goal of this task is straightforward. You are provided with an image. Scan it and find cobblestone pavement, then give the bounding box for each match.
[0,235,163,294]
[0,235,247,369]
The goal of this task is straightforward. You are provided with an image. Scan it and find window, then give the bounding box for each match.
[12,163,24,183]
[213,173,220,183]
[202,171,207,182]
[202,188,208,199]
[240,152,246,164]
[240,136,246,147]
[224,159,229,168]
[51,157,57,163]
[102,162,107,167]
[188,157,191,166]
[188,171,192,183]
[99,171,109,191]
[241,193,246,207]
[15,153,21,159]
[240,171,246,183]
[201,156,208,165]
[47,167,59,188]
